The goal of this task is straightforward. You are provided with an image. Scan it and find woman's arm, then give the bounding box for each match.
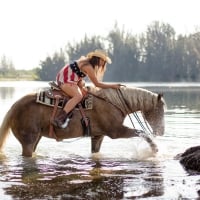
[83,65,120,89]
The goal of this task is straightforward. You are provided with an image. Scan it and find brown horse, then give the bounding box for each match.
[0,86,166,157]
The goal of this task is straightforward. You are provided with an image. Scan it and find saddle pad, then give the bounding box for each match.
[36,89,93,110]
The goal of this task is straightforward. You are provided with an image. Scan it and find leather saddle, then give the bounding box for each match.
[45,81,69,108]
[38,81,91,139]
[36,81,92,110]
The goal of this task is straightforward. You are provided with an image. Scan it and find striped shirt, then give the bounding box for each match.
[56,62,86,84]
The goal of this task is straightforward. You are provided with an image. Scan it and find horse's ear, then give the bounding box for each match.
[157,93,163,101]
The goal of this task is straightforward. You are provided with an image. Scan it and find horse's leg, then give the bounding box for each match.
[15,130,41,157]
[139,132,158,153]
[33,135,42,152]
[22,144,34,157]
[108,126,158,153]
[91,135,104,153]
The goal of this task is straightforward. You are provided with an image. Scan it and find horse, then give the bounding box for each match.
[0,85,166,157]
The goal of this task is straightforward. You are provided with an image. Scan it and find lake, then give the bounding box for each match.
[0,81,200,199]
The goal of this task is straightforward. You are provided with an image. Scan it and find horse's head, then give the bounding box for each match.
[143,93,165,136]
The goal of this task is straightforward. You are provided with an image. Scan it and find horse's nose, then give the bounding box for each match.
[158,126,165,136]
[154,126,165,136]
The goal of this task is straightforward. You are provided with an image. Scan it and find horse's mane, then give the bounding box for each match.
[90,86,161,112]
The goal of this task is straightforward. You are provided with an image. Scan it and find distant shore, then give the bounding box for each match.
[0,76,37,81]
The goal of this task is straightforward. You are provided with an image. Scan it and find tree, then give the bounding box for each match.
[186,33,200,81]
[66,35,106,61]
[106,23,140,81]
[174,33,200,81]
[142,21,176,81]
[37,49,66,81]
[0,55,15,75]
[36,21,200,82]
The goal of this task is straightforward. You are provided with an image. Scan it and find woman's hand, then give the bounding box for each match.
[111,84,122,89]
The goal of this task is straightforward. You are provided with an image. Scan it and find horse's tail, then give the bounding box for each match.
[0,108,12,150]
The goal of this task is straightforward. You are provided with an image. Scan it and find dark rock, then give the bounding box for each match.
[178,146,200,172]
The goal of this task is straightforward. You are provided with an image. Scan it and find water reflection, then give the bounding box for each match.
[143,86,200,110]
[2,155,164,199]
[0,87,14,100]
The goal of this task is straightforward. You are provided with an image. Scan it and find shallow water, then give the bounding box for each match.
[0,81,200,199]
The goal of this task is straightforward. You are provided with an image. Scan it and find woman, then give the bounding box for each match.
[52,49,121,128]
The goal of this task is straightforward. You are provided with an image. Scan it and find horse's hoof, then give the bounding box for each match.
[151,144,158,154]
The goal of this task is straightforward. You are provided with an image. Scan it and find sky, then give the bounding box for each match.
[0,0,200,70]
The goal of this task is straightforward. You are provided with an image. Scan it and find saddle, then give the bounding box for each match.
[37,81,93,109]
[36,81,92,140]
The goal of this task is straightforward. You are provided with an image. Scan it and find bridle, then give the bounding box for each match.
[116,88,154,137]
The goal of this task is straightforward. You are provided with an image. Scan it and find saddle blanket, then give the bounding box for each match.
[36,89,93,110]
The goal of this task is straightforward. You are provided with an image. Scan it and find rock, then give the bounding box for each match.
[178,146,200,172]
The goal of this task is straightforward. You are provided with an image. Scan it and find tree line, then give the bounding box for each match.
[2,21,200,82]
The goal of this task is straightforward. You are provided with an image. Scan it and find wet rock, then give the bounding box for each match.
[178,146,200,172]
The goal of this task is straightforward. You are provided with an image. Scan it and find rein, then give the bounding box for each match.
[116,88,135,128]
[116,87,154,136]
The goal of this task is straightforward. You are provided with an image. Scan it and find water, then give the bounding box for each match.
[0,81,200,199]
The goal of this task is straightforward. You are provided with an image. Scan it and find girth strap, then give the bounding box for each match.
[49,95,61,140]
[78,103,89,127]
[78,103,90,136]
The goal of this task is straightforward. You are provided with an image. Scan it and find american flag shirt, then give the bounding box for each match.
[56,61,86,84]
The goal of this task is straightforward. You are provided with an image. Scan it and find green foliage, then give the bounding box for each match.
[0,55,39,80]
[141,21,176,81]
[66,35,106,60]
[105,23,140,81]
[37,50,66,81]
[0,55,15,76]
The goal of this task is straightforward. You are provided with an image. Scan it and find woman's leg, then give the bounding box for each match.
[61,83,83,113]
[52,83,83,128]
